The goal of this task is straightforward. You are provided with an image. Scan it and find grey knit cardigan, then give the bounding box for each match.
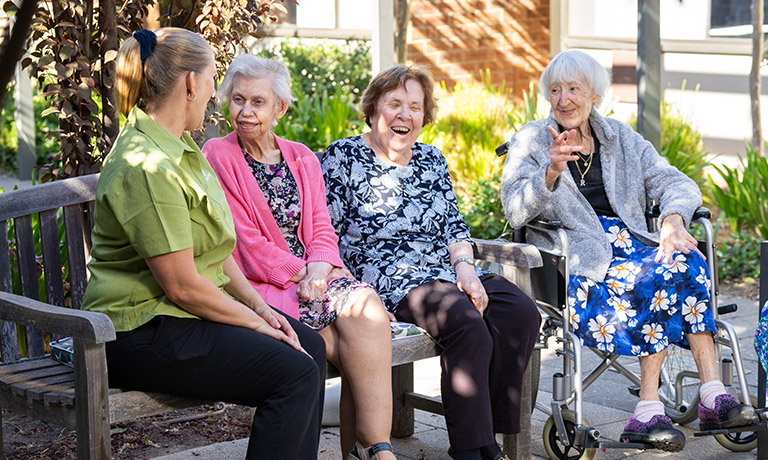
[500,110,701,282]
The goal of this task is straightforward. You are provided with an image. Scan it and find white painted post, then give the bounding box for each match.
[372,0,395,76]
[14,64,36,181]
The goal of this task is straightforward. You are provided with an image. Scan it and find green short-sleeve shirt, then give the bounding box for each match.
[81,107,237,332]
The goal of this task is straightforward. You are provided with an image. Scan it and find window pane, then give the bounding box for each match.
[710,0,768,38]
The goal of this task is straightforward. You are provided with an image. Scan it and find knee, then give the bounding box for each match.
[344,288,390,327]
[301,329,327,365]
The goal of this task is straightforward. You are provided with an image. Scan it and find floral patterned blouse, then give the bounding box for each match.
[243,150,304,258]
[321,135,485,312]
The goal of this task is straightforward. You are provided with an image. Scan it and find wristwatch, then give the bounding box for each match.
[452,257,475,271]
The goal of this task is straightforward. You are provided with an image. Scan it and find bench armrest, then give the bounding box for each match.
[472,239,543,269]
[0,291,115,343]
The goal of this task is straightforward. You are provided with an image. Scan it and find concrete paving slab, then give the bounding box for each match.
[149,291,767,459]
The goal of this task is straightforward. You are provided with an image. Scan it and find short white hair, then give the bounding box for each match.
[538,50,611,102]
[219,54,296,107]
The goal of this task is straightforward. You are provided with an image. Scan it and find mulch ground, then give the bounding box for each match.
[2,403,252,460]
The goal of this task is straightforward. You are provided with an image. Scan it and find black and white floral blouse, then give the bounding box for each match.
[321,135,485,312]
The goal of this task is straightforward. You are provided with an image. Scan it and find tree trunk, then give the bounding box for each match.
[0,0,37,106]
[751,0,764,156]
[99,0,118,154]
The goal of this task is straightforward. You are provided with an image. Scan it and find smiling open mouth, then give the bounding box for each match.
[391,126,410,134]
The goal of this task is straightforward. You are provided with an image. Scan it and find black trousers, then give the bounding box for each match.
[106,313,326,460]
[396,274,541,451]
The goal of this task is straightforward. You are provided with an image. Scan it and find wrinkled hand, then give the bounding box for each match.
[655,214,704,265]
[297,262,332,302]
[546,126,582,185]
[456,264,488,314]
[252,304,306,353]
[327,265,353,280]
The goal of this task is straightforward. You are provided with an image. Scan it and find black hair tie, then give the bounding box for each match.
[133,29,157,61]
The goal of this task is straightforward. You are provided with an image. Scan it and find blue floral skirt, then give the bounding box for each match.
[567,216,715,356]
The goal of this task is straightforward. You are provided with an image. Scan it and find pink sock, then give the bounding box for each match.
[633,400,664,422]
[700,380,727,409]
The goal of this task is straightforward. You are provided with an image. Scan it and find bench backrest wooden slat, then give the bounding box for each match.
[0,175,100,364]
[0,219,20,362]
[40,209,67,341]
[14,215,47,358]
[40,209,66,308]
[63,204,90,310]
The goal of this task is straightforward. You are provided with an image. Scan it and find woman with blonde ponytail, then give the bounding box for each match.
[82,27,327,460]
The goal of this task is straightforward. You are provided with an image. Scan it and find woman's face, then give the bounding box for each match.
[228,76,287,145]
[188,57,217,131]
[369,79,425,155]
[548,79,600,130]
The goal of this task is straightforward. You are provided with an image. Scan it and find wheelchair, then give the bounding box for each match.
[510,208,766,459]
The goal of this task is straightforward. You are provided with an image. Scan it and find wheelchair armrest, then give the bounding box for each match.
[693,207,711,220]
[495,142,509,157]
[645,205,711,221]
[526,219,563,232]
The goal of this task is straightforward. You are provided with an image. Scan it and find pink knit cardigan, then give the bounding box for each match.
[203,131,343,318]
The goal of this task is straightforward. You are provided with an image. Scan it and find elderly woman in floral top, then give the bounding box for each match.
[322,64,541,460]
[203,55,396,460]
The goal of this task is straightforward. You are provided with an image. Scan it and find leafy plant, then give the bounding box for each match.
[7,0,288,181]
[716,230,761,280]
[259,39,371,105]
[457,175,508,239]
[627,84,709,191]
[708,142,768,239]
[0,85,65,175]
[419,70,516,191]
[274,85,364,152]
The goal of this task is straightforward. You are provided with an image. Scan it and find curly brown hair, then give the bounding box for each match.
[360,64,437,127]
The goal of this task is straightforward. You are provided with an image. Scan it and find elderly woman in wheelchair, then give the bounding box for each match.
[500,50,758,454]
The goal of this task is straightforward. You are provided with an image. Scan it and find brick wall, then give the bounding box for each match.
[407,0,550,101]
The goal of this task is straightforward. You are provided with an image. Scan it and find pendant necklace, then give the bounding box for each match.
[574,150,593,186]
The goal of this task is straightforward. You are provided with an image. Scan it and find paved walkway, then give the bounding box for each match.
[150,293,765,459]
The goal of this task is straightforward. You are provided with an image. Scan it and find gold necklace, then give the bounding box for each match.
[574,151,593,186]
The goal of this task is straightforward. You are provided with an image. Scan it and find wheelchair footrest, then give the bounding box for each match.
[693,422,768,437]
[596,441,650,450]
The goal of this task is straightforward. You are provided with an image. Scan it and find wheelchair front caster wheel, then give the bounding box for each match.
[713,395,759,452]
[542,410,596,460]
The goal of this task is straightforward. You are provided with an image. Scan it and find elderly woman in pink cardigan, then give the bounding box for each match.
[203,55,396,460]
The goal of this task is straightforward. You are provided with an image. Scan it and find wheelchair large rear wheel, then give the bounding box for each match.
[660,344,700,424]
[542,410,596,460]
[714,395,759,452]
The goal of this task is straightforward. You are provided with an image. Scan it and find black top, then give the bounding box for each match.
[566,133,616,217]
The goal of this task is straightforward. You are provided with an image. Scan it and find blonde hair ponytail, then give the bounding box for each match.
[114,27,213,117]
[115,37,144,116]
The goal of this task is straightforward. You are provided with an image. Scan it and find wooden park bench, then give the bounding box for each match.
[0,174,542,459]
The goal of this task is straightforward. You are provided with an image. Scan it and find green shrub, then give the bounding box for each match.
[716,230,760,280]
[627,86,709,191]
[273,85,364,153]
[420,71,516,191]
[0,86,60,176]
[708,142,768,239]
[258,39,371,104]
[457,175,508,239]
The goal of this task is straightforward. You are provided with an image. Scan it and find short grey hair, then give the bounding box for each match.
[219,54,296,107]
[538,50,611,102]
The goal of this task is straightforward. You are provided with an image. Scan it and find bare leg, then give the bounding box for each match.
[686,331,719,383]
[320,288,395,459]
[320,325,358,457]
[639,348,668,401]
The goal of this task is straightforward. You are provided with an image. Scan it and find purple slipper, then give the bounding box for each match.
[619,414,685,452]
[698,394,758,431]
